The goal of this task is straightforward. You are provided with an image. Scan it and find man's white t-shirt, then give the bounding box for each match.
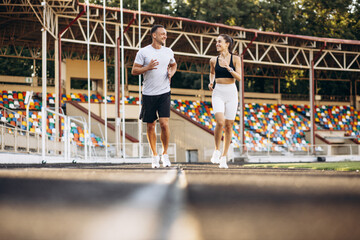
[134,45,176,96]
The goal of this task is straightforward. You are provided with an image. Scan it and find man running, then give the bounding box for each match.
[131,25,177,168]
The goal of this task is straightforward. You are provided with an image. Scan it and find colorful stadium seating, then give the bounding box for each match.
[244,103,310,151]
[173,100,275,151]
[0,91,142,147]
[292,104,360,143]
[60,93,139,105]
[172,100,312,152]
[3,90,360,150]
[0,107,105,147]
[0,91,140,109]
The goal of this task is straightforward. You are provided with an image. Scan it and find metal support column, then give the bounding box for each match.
[239,33,257,154]
[239,47,245,154]
[310,42,326,153]
[115,27,121,157]
[138,0,142,160]
[309,50,315,152]
[41,1,47,163]
[120,0,126,160]
[86,2,92,159]
[103,0,108,160]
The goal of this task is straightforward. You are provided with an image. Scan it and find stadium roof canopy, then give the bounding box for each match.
[1,0,360,73]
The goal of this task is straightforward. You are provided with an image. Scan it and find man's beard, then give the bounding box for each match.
[156,38,164,46]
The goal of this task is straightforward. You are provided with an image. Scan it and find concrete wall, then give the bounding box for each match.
[64,59,105,95]
[0,84,55,93]
[316,131,346,144]
[0,75,37,85]
[76,103,140,120]
[356,96,360,110]
[305,130,359,155]
[169,110,215,162]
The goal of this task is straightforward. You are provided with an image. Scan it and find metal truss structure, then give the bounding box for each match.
[1,0,360,152]
[1,0,359,71]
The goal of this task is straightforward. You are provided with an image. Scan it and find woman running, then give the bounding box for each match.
[208,34,241,168]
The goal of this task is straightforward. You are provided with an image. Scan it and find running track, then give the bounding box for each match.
[0,163,360,240]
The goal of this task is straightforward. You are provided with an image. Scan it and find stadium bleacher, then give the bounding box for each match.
[292,104,360,143]
[61,93,139,105]
[0,91,142,147]
[244,103,310,151]
[1,91,140,108]
[2,90,360,150]
[171,99,310,152]
[0,91,140,147]
[0,106,105,147]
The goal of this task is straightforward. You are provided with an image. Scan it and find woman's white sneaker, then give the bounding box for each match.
[161,154,171,167]
[211,150,221,164]
[219,156,228,169]
[152,155,160,168]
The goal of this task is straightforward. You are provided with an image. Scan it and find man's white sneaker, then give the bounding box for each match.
[161,154,171,167]
[211,150,221,164]
[219,156,228,169]
[152,155,160,168]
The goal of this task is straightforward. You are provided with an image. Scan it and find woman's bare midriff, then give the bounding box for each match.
[215,78,235,84]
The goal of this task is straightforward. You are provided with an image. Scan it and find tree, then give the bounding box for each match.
[349,0,360,40]
[0,57,33,77]
[85,0,359,40]
[81,0,360,94]
[296,0,356,39]
[86,0,172,15]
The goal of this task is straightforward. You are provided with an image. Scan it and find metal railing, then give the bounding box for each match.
[281,94,309,101]
[0,124,64,156]
[37,77,55,87]
[320,95,350,102]
[89,142,177,162]
[230,144,360,157]
[203,144,360,162]
[281,93,350,102]
[0,123,177,162]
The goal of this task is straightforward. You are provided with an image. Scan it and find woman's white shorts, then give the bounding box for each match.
[211,83,239,120]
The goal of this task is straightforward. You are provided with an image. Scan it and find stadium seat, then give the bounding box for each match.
[0,107,105,147]
[293,104,360,143]
[172,100,313,152]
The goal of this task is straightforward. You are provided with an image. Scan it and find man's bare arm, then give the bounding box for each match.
[131,59,159,75]
[167,62,177,80]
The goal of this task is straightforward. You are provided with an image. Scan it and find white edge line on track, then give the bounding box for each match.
[167,169,203,240]
[79,169,177,240]
[77,168,202,240]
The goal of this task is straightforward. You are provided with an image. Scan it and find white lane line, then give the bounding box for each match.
[79,169,177,240]
[178,169,188,189]
[166,170,203,240]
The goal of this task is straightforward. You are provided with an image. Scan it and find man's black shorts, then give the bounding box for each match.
[139,91,171,123]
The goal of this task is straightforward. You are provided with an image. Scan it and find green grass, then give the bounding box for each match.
[243,161,360,172]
